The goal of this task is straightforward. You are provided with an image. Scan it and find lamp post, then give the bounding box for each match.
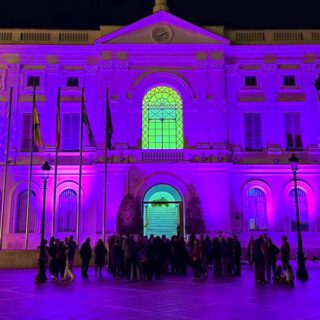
[288,154,308,280]
[35,161,51,284]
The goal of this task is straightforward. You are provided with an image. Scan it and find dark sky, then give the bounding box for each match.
[1,0,320,29]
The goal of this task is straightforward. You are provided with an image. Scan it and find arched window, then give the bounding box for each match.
[15,190,36,233]
[289,188,309,231]
[58,189,77,232]
[247,187,268,230]
[142,86,183,150]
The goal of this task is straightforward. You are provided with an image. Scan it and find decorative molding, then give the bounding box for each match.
[210,60,224,69]
[264,54,276,64]
[116,60,128,70]
[116,52,128,61]
[101,51,113,61]
[196,60,208,70]
[303,53,316,64]
[211,51,224,60]
[303,63,317,73]
[195,52,207,61]
[7,64,21,73]
[224,64,238,73]
[3,54,19,64]
[263,64,277,73]
[46,55,59,65]
[46,64,60,74]
[101,61,114,70]
[86,64,99,74]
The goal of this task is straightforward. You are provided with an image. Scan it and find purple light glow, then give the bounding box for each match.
[0,10,319,254]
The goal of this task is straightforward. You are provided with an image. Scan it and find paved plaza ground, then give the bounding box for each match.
[0,264,319,320]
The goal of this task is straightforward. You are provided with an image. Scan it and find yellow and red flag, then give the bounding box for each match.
[32,87,43,148]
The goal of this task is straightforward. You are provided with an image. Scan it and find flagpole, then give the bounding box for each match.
[77,88,85,244]
[52,88,61,237]
[0,87,13,249]
[103,88,108,243]
[25,86,36,250]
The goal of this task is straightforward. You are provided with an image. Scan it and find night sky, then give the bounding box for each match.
[1,0,319,30]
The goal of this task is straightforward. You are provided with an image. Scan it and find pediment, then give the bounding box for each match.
[96,11,229,45]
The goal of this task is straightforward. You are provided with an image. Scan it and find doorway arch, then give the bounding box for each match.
[143,184,183,237]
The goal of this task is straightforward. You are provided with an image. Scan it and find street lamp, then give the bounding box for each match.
[288,154,308,280]
[35,161,51,284]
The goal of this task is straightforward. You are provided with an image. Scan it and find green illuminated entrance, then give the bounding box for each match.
[143,184,183,237]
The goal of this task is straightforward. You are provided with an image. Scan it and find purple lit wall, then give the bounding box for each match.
[0,11,320,252]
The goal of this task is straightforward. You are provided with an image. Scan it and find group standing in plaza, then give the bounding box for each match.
[43,233,294,285]
[248,234,294,286]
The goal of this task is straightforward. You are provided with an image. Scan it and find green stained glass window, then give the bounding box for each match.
[142,86,183,149]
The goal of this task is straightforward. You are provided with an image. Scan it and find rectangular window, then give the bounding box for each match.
[21,113,39,152]
[27,76,40,87]
[244,113,262,151]
[245,76,257,87]
[62,113,80,151]
[284,112,302,150]
[283,75,296,87]
[66,77,79,87]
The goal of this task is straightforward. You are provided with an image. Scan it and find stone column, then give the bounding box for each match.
[262,61,280,151]
[302,60,318,148]
[225,63,239,150]
[6,63,21,151]
[45,61,60,149]
[194,52,210,148]
[208,52,227,150]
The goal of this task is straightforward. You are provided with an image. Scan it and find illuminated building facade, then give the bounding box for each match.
[1,3,320,252]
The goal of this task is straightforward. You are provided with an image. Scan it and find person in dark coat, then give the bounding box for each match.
[226,237,234,276]
[280,235,290,270]
[148,236,162,280]
[112,236,123,278]
[247,236,255,267]
[55,239,67,280]
[80,237,92,278]
[266,237,279,282]
[66,235,77,272]
[192,238,202,279]
[48,237,57,279]
[94,239,107,277]
[233,235,242,276]
[252,236,266,284]
[123,235,137,280]
[212,237,222,278]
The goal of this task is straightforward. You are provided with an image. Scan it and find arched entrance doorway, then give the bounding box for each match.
[143,184,183,237]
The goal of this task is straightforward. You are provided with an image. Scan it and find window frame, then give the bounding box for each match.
[244,112,263,151]
[284,112,303,151]
[247,187,268,231]
[142,86,183,150]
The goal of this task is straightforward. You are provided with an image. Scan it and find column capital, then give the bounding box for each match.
[7,64,21,73]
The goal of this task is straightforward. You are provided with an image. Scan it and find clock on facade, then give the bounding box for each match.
[152,25,173,43]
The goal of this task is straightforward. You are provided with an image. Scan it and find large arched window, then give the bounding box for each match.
[142,86,183,150]
[15,190,36,233]
[58,189,77,232]
[247,187,268,230]
[289,188,309,231]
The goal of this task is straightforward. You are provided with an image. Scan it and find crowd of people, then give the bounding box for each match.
[248,234,294,286]
[42,233,294,286]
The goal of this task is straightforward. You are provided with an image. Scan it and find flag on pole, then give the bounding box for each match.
[81,88,96,147]
[56,88,61,150]
[106,88,113,150]
[32,86,43,148]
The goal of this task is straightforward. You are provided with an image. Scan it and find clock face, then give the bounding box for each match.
[152,25,173,43]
